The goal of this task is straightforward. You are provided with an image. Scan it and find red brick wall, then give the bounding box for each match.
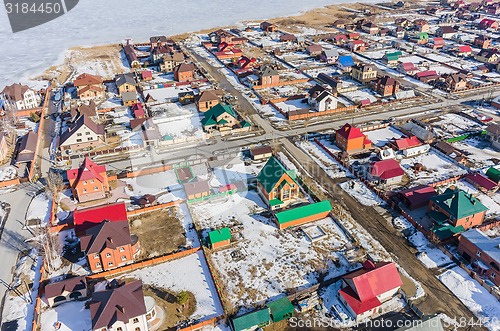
[458,235,500,286]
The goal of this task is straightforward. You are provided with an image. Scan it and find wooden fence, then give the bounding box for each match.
[125,163,174,178]
[0,178,20,188]
[126,199,184,216]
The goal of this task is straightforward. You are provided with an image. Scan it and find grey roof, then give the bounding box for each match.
[115,73,136,87]
[259,65,279,77]
[486,123,500,136]
[322,49,339,58]
[121,91,138,103]
[16,131,37,163]
[461,228,500,264]
[401,122,435,141]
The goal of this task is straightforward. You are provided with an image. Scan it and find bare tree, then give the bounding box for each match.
[46,171,66,197]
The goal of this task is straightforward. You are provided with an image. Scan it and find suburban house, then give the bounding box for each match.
[399,185,438,210]
[208,227,231,249]
[160,52,185,73]
[16,131,37,164]
[306,44,323,56]
[116,73,137,96]
[397,62,419,76]
[458,229,500,286]
[389,136,428,157]
[0,83,38,111]
[178,91,195,105]
[257,65,280,87]
[428,188,488,236]
[335,123,372,153]
[73,202,128,235]
[79,220,140,273]
[416,70,439,83]
[151,44,172,63]
[414,19,430,32]
[260,21,277,33]
[184,179,211,201]
[307,85,338,112]
[274,200,332,229]
[486,167,500,184]
[232,309,271,331]
[132,103,145,118]
[67,157,110,203]
[89,280,148,331]
[436,26,456,39]
[465,173,499,194]
[201,103,239,131]
[479,18,499,30]
[250,145,273,161]
[70,100,97,120]
[338,55,355,72]
[196,90,223,112]
[141,70,153,81]
[123,42,140,68]
[456,45,472,57]
[430,37,445,50]
[257,156,299,210]
[442,73,468,92]
[150,35,169,50]
[374,76,400,97]
[366,159,405,185]
[320,49,339,63]
[384,51,402,66]
[122,91,138,107]
[392,26,405,38]
[348,39,367,52]
[351,63,377,83]
[73,73,106,101]
[485,123,500,150]
[338,260,403,322]
[333,34,348,45]
[475,48,498,64]
[474,35,493,49]
[59,115,105,153]
[280,33,297,43]
[44,276,88,307]
[361,22,379,35]
[174,63,196,82]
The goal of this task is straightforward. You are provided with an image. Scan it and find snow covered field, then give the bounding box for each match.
[26,193,51,225]
[126,251,223,320]
[2,0,368,86]
[297,141,348,179]
[191,191,355,311]
[364,126,404,148]
[40,301,92,331]
[439,266,500,331]
[123,169,184,204]
[452,138,499,170]
[0,166,17,181]
[339,180,383,206]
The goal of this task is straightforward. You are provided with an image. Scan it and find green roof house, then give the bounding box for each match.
[275,200,332,229]
[232,308,271,331]
[486,167,500,184]
[201,104,238,131]
[257,156,299,210]
[208,227,231,248]
[267,297,295,322]
[428,188,488,233]
[384,51,402,64]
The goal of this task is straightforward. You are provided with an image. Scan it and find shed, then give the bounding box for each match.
[275,200,332,229]
[232,309,271,331]
[267,297,295,322]
[208,227,231,249]
[486,167,500,183]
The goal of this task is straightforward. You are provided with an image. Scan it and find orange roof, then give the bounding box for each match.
[74,73,103,87]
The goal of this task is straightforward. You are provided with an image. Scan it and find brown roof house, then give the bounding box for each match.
[196,90,223,112]
[174,63,196,82]
[184,179,211,202]
[351,63,377,83]
[0,83,38,112]
[89,280,148,331]
[59,115,105,154]
[73,74,106,101]
[257,65,280,87]
[260,21,278,33]
[70,100,97,120]
[79,220,140,273]
[160,52,185,73]
[16,131,37,164]
[250,146,273,161]
[44,276,88,307]
[374,76,400,97]
[0,133,10,163]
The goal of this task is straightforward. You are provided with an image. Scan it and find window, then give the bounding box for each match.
[90,179,94,184]
[94,253,99,259]
[119,247,125,252]
[88,137,93,141]
[133,318,139,323]
[476,250,482,257]
[96,262,101,268]
[106,253,111,258]
[492,272,496,279]
[108,262,113,266]
[135,328,141,331]
[83,181,87,185]
[94,186,99,191]
[82,188,87,193]
[77,133,82,136]
[76,139,82,143]
[117,328,123,331]
[85,131,91,135]
[121,256,127,261]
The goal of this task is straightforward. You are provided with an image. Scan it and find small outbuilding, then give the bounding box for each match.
[274,200,332,229]
[208,227,231,249]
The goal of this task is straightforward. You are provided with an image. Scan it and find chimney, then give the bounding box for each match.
[362,260,376,270]
[115,305,124,313]
[107,237,113,243]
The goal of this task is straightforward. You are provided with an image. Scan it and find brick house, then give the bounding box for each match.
[366,159,405,185]
[458,229,500,286]
[59,115,105,153]
[274,200,332,229]
[160,52,185,73]
[89,280,148,331]
[351,63,377,83]
[475,49,499,64]
[335,123,372,153]
[73,73,106,101]
[257,156,299,210]
[67,157,110,203]
[150,35,169,50]
[260,21,277,33]
[374,76,400,97]
[348,39,367,52]
[184,179,211,201]
[428,188,488,232]
[196,90,223,112]
[474,35,493,49]
[174,63,196,82]
[73,202,128,235]
[339,260,403,322]
[200,103,239,131]
[257,65,280,87]
[79,220,140,273]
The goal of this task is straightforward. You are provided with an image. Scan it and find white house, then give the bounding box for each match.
[59,115,105,153]
[486,123,500,151]
[308,85,338,112]
[0,83,38,111]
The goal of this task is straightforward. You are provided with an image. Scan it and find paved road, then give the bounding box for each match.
[280,138,487,330]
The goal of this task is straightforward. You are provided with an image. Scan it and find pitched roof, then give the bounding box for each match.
[486,123,500,136]
[465,173,498,191]
[122,91,138,102]
[73,201,127,229]
[430,188,488,220]
[90,280,146,330]
[393,136,421,150]
[71,100,97,119]
[439,26,455,34]
[417,70,438,78]
[79,220,132,255]
[17,131,37,163]
[59,115,105,146]
[250,145,273,156]
[486,167,500,183]
[399,185,437,207]
[336,123,365,140]
[208,227,231,244]
[322,49,339,58]
[459,45,472,53]
[1,83,31,101]
[115,73,136,87]
[460,228,500,263]
[74,73,103,87]
[232,309,270,331]
[45,276,87,299]
[338,55,355,67]
[197,90,220,103]
[341,261,402,314]
[175,63,195,73]
[267,297,294,321]
[257,156,297,193]
[401,62,417,71]
[183,179,210,196]
[67,157,106,185]
[201,104,236,126]
[370,159,405,180]
[275,200,332,225]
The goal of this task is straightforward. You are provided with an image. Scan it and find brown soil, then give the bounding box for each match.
[129,209,187,260]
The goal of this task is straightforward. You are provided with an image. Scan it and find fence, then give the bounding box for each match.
[87,246,200,279]
[177,317,219,331]
[126,199,184,216]
[0,178,20,188]
[253,78,310,90]
[29,85,52,182]
[58,144,142,161]
[125,163,174,178]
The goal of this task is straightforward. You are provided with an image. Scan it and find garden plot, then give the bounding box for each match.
[428,65,457,75]
[143,85,195,104]
[439,266,500,331]
[125,251,223,320]
[191,191,354,311]
[118,130,143,147]
[400,150,467,185]
[451,138,498,169]
[123,169,184,203]
[406,225,454,269]
[364,126,404,148]
[209,161,262,188]
[274,98,308,112]
[26,193,51,226]
[431,113,484,137]
[339,180,383,206]
[154,104,204,140]
[341,88,378,104]
[296,141,347,179]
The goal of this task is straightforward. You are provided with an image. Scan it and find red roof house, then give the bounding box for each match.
[141,70,153,81]
[465,173,499,194]
[479,19,499,31]
[339,261,403,321]
[335,123,372,153]
[457,45,472,56]
[132,103,145,118]
[390,136,422,150]
[73,202,128,235]
[398,185,437,210]
[67,157,110,203]
[368,159,405,185]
